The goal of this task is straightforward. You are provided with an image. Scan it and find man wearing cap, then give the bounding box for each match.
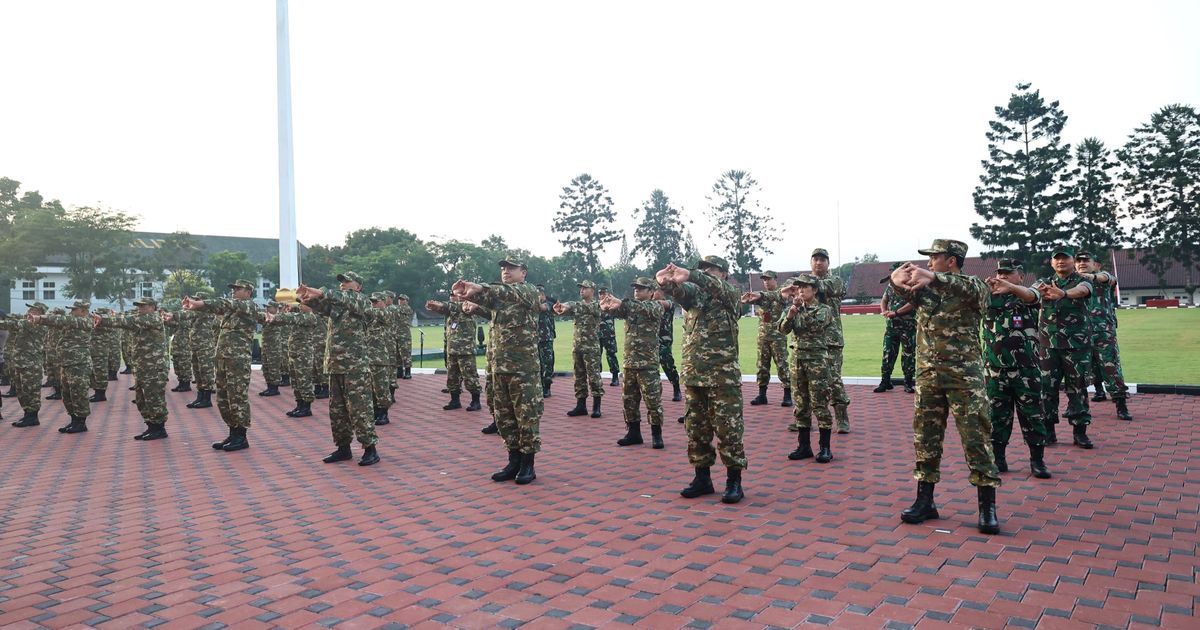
[653,285,682,404]
[43,309,64,400]
[810,248,852,433]
[1035,246,1096,448]
[453,254,543,485]
[876,262,917,394]
[184,279,260,452]
[426,292,484,412]
[394,294,414,379]
[741,270,792,408]
[357,293,396,425]
[1,302,48,427]
[656,255,748,504]
[1075,252,1132,421]
[552,279,604,418]
[890,239,1001,535]
[778,274,837,462]
[270,301,321,417]
[536,285,557,398]
[600,277,667,449]
[296,271,380,466]
[101,298,170,440]
[178,291,217,409]
[88,308,116,403]
[29,300,93,434]
[166,300,193,393]
[596,286,621,387]
[983,260,1052,479]
[257,301,286,397]
[381,291,402,391]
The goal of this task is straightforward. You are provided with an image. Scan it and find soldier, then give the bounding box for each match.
[452,254,542,485]
[1075,252,1133,421]
[258,301,285,397]
[890,240,1000,534]
[273,302,320,417]
[366,293,396,425]
[426,293,483,412]
[1035,246,1096,448]
[313,312,331,399]
[88,308,114,402]
[43,308,64,400]
[181,290,217,409]
[810,248,852,433]
[741,270,792,407]
[597,286,621,387]
[296,271,380,466]
[167,300,193,392]
[29,300,92,434]
[600,277,666,449]
[120,325,135,374]
[382,291,401,395]
[1,302,47,427]
[395,294,414,379]
[875,262,916,393]
[535,284,556,398]
[183,280,259,452]
[552,280,604,418]
[656,255,748,504]
[776,274,836,463]
[101,298,170,440]
[982,259,1052,479]
[100,310,121,381]
[653,286,683,404]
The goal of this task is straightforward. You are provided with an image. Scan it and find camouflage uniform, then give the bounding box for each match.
[1084,270,1128,401]
[752,281,790,394]
[473,276,542,455]
[120,327,135,373]
[1037,269,1094,429]
[537,296,556,390]
[196,295,258,429]
[180,304,218,394]
[608,289,665,429]
[0,309,45,417]
[259,304,286,388]
[983,289,1048,448]
[101,308,169,425]
[35,308,93,421]
[598,307,620,381]
[777,292,834,430]
[880,283,916,385]
[560,290,603,400]
[365,297,395,415]
[44,314,63,390]
[813,266,851,429]
[274,310,320,405]
[97,315,121,376]
[308,285,378,448]
[395,299,414,374]
[433,301,481,396]
[89,309,116,392]
[658,297,680,391]
[167,308,194,384]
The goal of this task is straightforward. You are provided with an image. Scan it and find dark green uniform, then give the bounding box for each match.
[1085,271,1128,401]
[433,301,481,396]
[1037,271,1094,429]
[537,298,556,390]
[598,310,620,381]
[880,284,916,385]
[657,297,680,393]
[983,293,1048,447]
[778,298,834,430]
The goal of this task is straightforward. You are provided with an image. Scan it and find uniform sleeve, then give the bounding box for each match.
[776,310,797,336]
[796,303,833,330]
[818,276,846,301]
[477,282,537,310]
[931,273,989,309]
[320,289,367,316]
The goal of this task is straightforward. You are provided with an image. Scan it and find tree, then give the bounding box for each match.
[1062,137,1126,258]
[1118,104,1200,299]
[259,255,280,288]
[971,83,1073,276]
[163,271,213,300]
[552,173,620,277]
[206,250,260,297]
[58,205,138,301]
[0,177,64,282]
[300,245,338,288]
[630,189,687,270]
[151,231,207,297]
[706,170,779,280]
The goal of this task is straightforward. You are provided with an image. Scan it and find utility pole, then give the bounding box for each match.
[276,0,299,289]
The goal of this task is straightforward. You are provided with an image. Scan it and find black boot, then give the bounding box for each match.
[900,481,939,524]
[651,425,664,449]
[680,467,715,498]
[2,386,15,398]
[46,388,62,400]
[977,486,1000,535]
[142,423,168,441]
[677,415,685,424]
[671,381,682,402]
[358,445,380,466]
[189,390,213,409]
[721,468,744,504]
[749,385,768,406]
[107,370,118,381]
[280,374,290,387]
[1046,421,1057,444]
[323,444,352,463]
[374,407,390,426]
[993,441,1008,472]
[1091,389,1107,402]
[287,401,312,418]
[1115,398,1133,421]
[903,378,915,394]
[515,452,537,485]
[171,380,192,392]
[788,429,813,460]
[128,384,136,391]
[212,427,233,449]
[1029,445,1052,479]
[481,421,499,434]
[134,422,154,440]
[397,366,404,378]
[617,422,643,446]
[542,385,551,398]
[63,416,88,434]
[443,392,462,410]
[492,450,521,481]
[566,398,588,417]
[89,388,107,403]
[1072,424,1093,449]
[258,384,280,397]
[314,384,329,399]
[590,396,602,418]
[816,428,833,463]
[780,387,793,407]
[466,392,481,412]
[13,410,39,427]
[223,426,249,451]
[610,372,620,387]
[873,377,893,393]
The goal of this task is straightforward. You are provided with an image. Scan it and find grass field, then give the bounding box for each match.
[408,308,1200,385]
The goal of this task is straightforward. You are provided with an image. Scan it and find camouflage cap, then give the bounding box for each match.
[788,273,821,286]
[51,307,66,315]
[498,253,527,269]
[759,270,778,279]
[917,239,969,257]
[697,255,729,273]
[70,299,91,311]
[133,297,158,307]
[228,279,255,290]
[266,300,280,307]
[369,292,385,301]
[397,293,410,301]
[1075,250,1093,261]
[810,248,830,260]
[996,258,1024,272]
[336,271,364,286]
[1051,245,1076,258]
[383,290,396,299]
[577,280,597,289]
[25,301,49,313]
[631,277,657,289]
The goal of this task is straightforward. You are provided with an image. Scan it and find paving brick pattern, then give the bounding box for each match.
[0,373,1196,629]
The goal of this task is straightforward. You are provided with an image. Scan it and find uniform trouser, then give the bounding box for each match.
[312,350,325,389]
[215,356,251,428]
[329,370,378,447]
[135,376,168,423]
[683,384,748,469]
[791,351,834,430]
[397,334,412,369]
[1090,333,1127,400]
[370,363,394,409]
[485,365,495,418]
[913,379,1001,487]
[446,353,480,394]
[538,340,555,388]
[986,367,1047,446]
[600,336,619,375]
[572,347,603,399]
[192,345,216,391]
[1043,346,1092,426]
[58,362,91,419]
[105,342,121,374]
[659,342,679,386]
[90,350,108,390]
[290,350,315,403]
[881,320,916,381]
[622,367,663,427]
[261,341,283,386]
[11,365,42,412]
[828,345,849,406]
[44,357,58,387]
[493,372,543,454]
[755,334,790,389]
[171,337,193,382]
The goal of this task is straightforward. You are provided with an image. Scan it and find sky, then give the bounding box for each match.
[3,0,1198,272]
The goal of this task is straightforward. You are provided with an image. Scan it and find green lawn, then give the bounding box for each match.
[409,308,1200,385]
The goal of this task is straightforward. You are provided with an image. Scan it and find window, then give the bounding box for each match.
[42,281,55,301]
[141,282,154,298]
[262,281,272,288]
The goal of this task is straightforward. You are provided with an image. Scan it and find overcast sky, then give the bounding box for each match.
[3,0,1198,271]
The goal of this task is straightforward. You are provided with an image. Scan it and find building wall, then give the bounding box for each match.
[7,266,277,314]
[1119,288,1198,306]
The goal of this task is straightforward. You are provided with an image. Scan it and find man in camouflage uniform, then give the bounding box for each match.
[43,309,64,400]
[597,286,621,387]
[1075,252,1133,421]
[30,300,92,434]
[101,298,170,440]
[653,286,682,404]
[891,239,1001,535]
[297,271,380,466]
[98,311,121,381]
[742,270,792,407]
[452,255,541,483]
[600,277,667,449]
[552,280,604,418]
[272,302,320,417]
[657,255,747,504]
[777,274,836,463]
[166,300,193,392]
[876,262,916,394]
[810,248,852,432]
[382,291,401,393]
[426,293,483,412]
[180,290,217,409]
[2,302,47,427]
[536,285,556,398]
[982,259,1051,479]
[395,294,414,379]
[1036,246,1096,448]
[88,308,116,402]
[184,280,259,452]
[120,326,135,374]
[258,301,285,397]
[366,293,396,424]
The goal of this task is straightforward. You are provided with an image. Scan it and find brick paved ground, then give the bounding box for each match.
[0,372,1196,629]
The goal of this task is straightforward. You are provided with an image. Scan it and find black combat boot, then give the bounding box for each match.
[514,453,537,485]
[323,444,352,463]
[993,440,1008,472]
[134,422,154,440]
[873,377,893,393]
[1091,390,1106,402]
[397,366,404,379]
[680,467,715,498]
[63,416,88,434]
[212,427,233,449]
[492,450,521,481]
[189,390,213,409]
[46,388,62,400]
[721,468,744,504]
[374,407,390,426]
[288,401,312,418]
[815,428,833,463]
[780,387,793,407]
[566,398,588,417]
[42,379,53,388]
[280,374,290,387]
[903,378,916,394]
[590,396,602,418]
[443,392,462,410]
[749,385,768,406]
[900,481,939,524]
[617,423,643,447]
[610,372,620,387]
[1072,424,1093,449]
[128,384,137,391]
[314,384,329,399]
[107,370,118,381]
[1115,398,1133,421]
[258,384,280,397]
[171,380,192,392]
[977,486,1000,534]
[222,427,249,452]
[142,423,168,441]
[404,367,411,380]
[358,445,380,466]
[542,384,551,398]
[651,425,664,449]
[89,388,107,403]
[481,421,499,434]
[466,392,481,412]
[671,381,682,402]
[788,429,814,460]
[1029,445,1051,479]
[13,410,39,427]
[1045,421,1057,444]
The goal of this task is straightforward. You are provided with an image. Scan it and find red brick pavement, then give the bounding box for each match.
[0,373,1196,629]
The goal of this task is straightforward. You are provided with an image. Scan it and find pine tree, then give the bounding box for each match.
[706,170,779,280]
[630,189,686,271]
[552,173,620,277]
[1062,137,1125,258]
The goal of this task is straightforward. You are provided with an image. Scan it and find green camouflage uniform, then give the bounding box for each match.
[880,284,916,383]
[89,309,116,390]
[537,299,556,389]
[274,310,320,404]
[891,267,1000,488]
[259,308,286,387]
[777,299,834,429]
[36,312,93,420]
[101,311,169,423]
[395,302,414,370]
[658,297,680,389]
[120,327,135,373]
[0,316,44,414]
[1037,271,1094,427]
[983,293,1048,446]
[365,303,395,412]
[598,310,619,378]
[474,280,542,454]
[754,290,790,391]
[434,301,481,395]
[309,288,377,447]
[609,296,665,427]
[1085,272,1127,400]
[44,316,62,388]
[167,311,193,383]
[180,308,217,392]
[560,298,603,400]
[197,297,258,428]
[96,316,121,375]
[814,272,851,426]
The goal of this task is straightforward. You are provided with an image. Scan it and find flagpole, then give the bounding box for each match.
[277,0,299,289]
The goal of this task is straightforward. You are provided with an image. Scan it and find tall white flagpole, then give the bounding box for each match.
[277,0,299,289]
